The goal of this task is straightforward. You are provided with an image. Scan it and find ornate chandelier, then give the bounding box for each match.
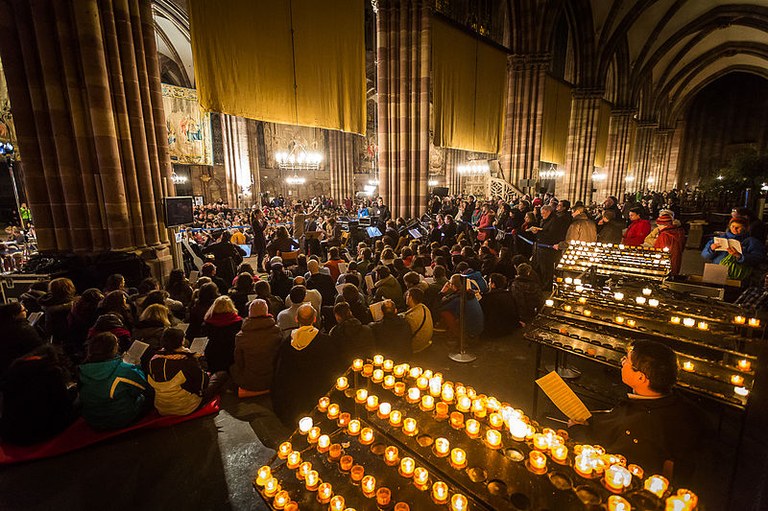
[457,161,489,175]
[275,150,323,171]
[285,175,306,185]
[171,171,188,185]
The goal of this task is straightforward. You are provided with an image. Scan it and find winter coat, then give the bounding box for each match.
[655,225,686,275]
[148,349,209,416]
[330,318,375,368]
[597,219,625,244]
[307,272,336,307]
[0,318,43,378]
[132,319,168,351]
[463,270,488,294]
[228,290,252,318]
[370,315,413,361]
[88,314,133,352]
[232,316,282,393]
[510,274,543,322]
[186,300,214,342]
[38,294,74,345]
[623,219,652,246]
[373,275,405,310]
[402,303,433,353]
[78,357,150,430]
[481,289,521,337]
[440,293,484,337]
[702,230,765,267]
[564,214,597,244]
[204,312,243,373]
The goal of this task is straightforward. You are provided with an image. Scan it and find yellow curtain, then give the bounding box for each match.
[540,76,572,165]
[593,100,612,168]
[432,18,506,154]
[188,0,366,134]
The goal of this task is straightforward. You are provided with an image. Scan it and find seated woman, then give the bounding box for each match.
[702,216,766,282]
[0,302,42,378]
[203,296,243,373]
[147,328,224,416]
[78,332,152,430]
[228,272,255,318]
[231,299,282,394]
[132,304,172,357]
[0,345,77,444]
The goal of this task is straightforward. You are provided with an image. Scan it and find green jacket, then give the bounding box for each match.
[78,357,150,430]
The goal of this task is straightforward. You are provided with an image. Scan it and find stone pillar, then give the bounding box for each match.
[648,128,674,192]
[499,55,548,186]
[445,148,461,195]
[328,131,356,203]
[666,121,684,190]
[246,119,262,201]
[563,90,603,204]
[603,109,635,198]
[376,0,430,218]
[0,0,172,273]
[631,121,658,190]
[221,114,251,208]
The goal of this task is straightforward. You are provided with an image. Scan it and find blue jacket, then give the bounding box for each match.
[463,270,488,294]
[701,231,765,267]
[441,293,484,337]
[79,357,150,430]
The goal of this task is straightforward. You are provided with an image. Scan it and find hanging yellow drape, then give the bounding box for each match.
[431,18,506,154]
[593,100,613,168]
[188,0,366,135]
[540,75,572,165]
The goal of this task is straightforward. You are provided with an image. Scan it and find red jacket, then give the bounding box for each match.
[655,225,686,275]
[623,219,651,246]
[477,213,495,241]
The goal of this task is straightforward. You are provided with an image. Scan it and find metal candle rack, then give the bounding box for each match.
[254,357,703,510]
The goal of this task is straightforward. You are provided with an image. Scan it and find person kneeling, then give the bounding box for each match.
[79,332,152,430]
[148,328,227,416]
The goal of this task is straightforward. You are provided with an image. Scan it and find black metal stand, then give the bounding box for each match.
[449,274,476,363]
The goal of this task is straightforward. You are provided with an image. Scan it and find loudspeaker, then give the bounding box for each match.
[433,187,449,197]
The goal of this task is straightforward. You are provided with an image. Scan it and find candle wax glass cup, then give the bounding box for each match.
[432,482,449,503]
[450,448,467,468]
[400,457,416,477]
[362,475,376,495]
[451,494,468,511]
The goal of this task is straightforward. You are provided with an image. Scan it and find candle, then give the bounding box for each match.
[394,382,406,396]
[564,304,573,312]
[574,454,593,477]
[416,376,429,390]
[607,495,632,511]
[649,298,659,307]
[697,321,708,331]
[432,482,449,504]
[378,401,392,418]
[615,316,625,324]
[627,320,637,328]
[287,450,301,469]
[317,434,331,453]
[528,450,547,474]
[420,395,435,411]
[360,427,374,445]
[336,376,349,390]
[676,489,698,509]
[329,496,345,511]
[352,358,364,371]
[423,369,434,379]
[305,470,319,490]
[682,361,694,372]
[407,387,421,403]
[472,397,487,418]
[683,318,695,327]
[384,445,399,465]
[731,374,745,386]
[297,461,312,480]
[450,447,467,468]
[665,496,688,511]
[457,396,472,412]
[389,410,403,427]
[605,464,632,492]
[486,429,502,448]
[383,375,396,389]
[642,287,652,296]
[628,464,644,479]
[645,475,669,498]
[362,364,373,377]
[394,503,410,511]
[273,490,290,509]
[409,367,422,378]
[413,467,429,488]
[350,465,364,482]
[317,482,333,503]
[393,364,406,377]
[488,412,504,429]
[509,418,528,441]
[735,386,749,397]
[532,433,550,450]
[255,465,271,486]
[329,443,342,461]
[614,292,624,300]
[450,411,464,429]
[455,384,466,397]
[373,354,384,366]
[429,377,442,397]
[355,388,368,403]
[372,369,384,383]
[298,416,313,434]
[383,359,394,371]
[366,395,379,411]
[551,444,568,463]
[361,475,376,495]
[436,402,449,418]
[347,419,361,435]
[451,494,468,511]
[583,309,592,317]
[403,418,418,436]
[434,437,450,457]
[327,403,340,419]
[545,299,554,307]
[749,318,761,327]
[399,456,416,477]
[340,454,353,471]
[671,316,681,324]
[377,487,392,507]
[734,316,746,325]
[465,419,480,438]
[738,359,752,372]
[318,397,330,412]
[308,427,321,443]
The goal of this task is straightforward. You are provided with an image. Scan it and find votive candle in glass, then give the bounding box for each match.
[378,401,392,419]
[340,455,353,471]
[551,444,568,464]
[383,375,396,389]
[305,470,319,490]
[607,495,632,511]
[362,364,374,377]
[409,366,422,379]
[316,482,333,503]
[399,457,416,477]
[318,397,330,412]
[299,416,313,434]
[489,412,504,429]
[255,465,271,486]
[337,412,350,427]
[287,450,301,469]
[465,419,480,438]
[355,388,368,403]
[347,419,361,435]
[738,359,752,372]
[532,433,550,450]
[329,496,345,511]
[574,454,593,478]
[485,429,502,448]
[273,490,290,509]
[731,374,745,386]
[297,461,312,480]
[383,359,394,371]
[327,403,340,420]
[361,475,376,496]
[413,467,429,489]
[676,489,698,509]
[420,395,435,411]
[317,434,331,453]
[434,437,450,457]
[605,464,632,492]
[528,450,547,474]
[644,475,669,498]
[393,364,406,378]
[509,419,528,441]
[366,395,379,411]
[376,487,392,507]
[328,443,342,461]
[336,376,349,390]
[441,384,455,403]
[628,464,644,480]
[436,402,449,419]
[407,387,421,403]
[308,427,321,443]
[456,396,472,412]
[360,427,374,445]
[350,465,364,482]
[389,410,403,427]
[450,447,467,468]
[450,411,465,429]
[372,369,384,383]
[352,358,364,371]
[749,318,761,327]
[416,376,429,390]
[384,446,399,465]
[394,382,406,396]
[394,503,410,511]
[403,418,418,436]
[451,494,468,511]
[432,482,449,504]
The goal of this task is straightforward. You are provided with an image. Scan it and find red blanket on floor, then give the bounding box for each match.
[0,398,220,466]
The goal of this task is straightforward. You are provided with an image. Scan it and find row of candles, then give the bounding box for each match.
[348,355,700,508]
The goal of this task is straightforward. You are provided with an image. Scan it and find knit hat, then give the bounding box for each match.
[532,197,543,207]
[269,256,283,268]
[248,298,268,318]
[656,213,674,225]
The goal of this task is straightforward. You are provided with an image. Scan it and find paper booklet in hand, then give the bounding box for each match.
[369,301,385,322]
[535,371,592,422]
[123,340,149,365]
[189,337,209,355]
[713,237,742,253]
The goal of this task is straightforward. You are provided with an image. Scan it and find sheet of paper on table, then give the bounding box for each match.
[535,371,592,422]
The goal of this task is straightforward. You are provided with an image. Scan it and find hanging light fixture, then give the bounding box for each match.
[592,170,607,182]
[458,161,490,175]
[275,150,323,171]
[285,175,306,185]
[625,175,636,182]
[368,179,379,186]
[539,163,564,180]
[428,179,439,187]
[171,172,188,185]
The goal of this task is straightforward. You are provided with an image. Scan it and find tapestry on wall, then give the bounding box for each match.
[161,84,213,165]
[263,122,326,171]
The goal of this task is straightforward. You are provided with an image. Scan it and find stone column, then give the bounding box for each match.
[603,109,635,198]
[499,55,548,186]
[444,148,461,195]
[328,130,356,202]
[0,0,172,274]
[246,119,262,201]
[666,121,684,190]
[631,121,658,190]
[376,0,430,218]
[563,89,603,204]
[648,128,674,192]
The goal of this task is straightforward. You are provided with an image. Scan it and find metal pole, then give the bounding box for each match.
[7,157,23,229]
[449,274,477,363]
